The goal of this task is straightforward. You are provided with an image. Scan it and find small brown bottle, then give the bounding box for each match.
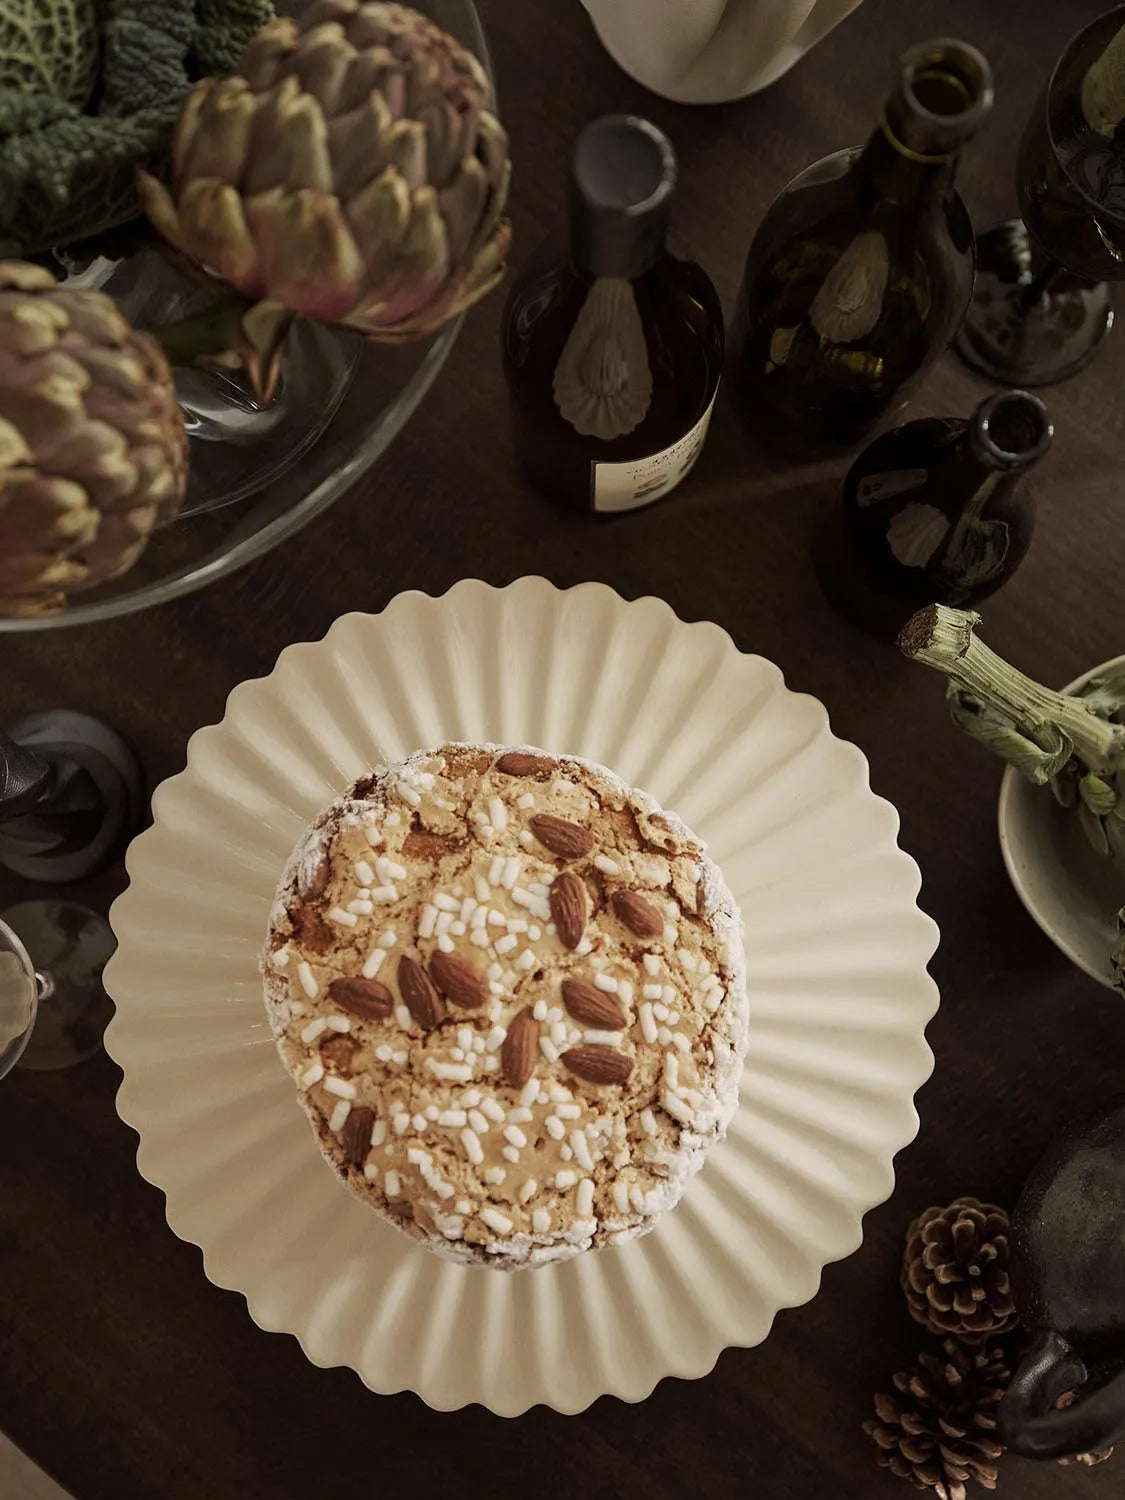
[501,115,723,513]
[817,388,1052,635]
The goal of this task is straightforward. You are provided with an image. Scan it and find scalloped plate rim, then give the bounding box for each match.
[105,575,939,1415]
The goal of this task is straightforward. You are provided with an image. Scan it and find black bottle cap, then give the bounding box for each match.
[569,115,676,279]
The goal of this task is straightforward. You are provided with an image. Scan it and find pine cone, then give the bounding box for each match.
[864,1339,1010,1500]
[902,1198,1017,1343]
[1055,1391,1115,1468]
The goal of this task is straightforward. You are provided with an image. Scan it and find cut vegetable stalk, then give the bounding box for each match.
[899,605,1125,776]
[151,295,293,403]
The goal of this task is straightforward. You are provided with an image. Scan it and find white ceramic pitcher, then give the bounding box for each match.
[581,0,865,103]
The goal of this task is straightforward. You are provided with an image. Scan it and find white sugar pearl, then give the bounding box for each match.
[362,947,387,979]
[460,1129,484,1164]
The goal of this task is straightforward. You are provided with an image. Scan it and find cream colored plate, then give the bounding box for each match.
[104,577,938,1415]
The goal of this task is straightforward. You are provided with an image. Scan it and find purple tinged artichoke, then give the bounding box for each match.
[0,261,188,617]
[137,0,511,357]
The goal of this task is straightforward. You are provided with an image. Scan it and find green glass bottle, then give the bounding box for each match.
[733,39,994,453]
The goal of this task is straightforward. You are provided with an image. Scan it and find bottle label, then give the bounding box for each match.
[591,390,717,512]
[554,278,653,440]
[856,468,929,506]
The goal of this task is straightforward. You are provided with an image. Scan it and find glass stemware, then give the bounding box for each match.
[956,6,1125,386]
[0,918,41,1078]
[0,904,116,1075]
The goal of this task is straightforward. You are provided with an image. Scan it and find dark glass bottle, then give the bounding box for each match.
[817,389,1052,636]
[733,39,994,454]
[501,115,723,514]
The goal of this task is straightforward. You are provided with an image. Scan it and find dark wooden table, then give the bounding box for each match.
[4,0,1125,1495]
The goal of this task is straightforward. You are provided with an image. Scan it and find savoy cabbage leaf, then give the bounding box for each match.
[193,0,275,77]
[0,0,100,105]
[0,0,274,256]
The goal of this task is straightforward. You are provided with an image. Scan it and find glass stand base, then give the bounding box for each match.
[955,219,1114,385]
[1,710,144,882]
[3,901,116,1070]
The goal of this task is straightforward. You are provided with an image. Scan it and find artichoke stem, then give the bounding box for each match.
[150,297,253,368]
[898,605,1125,774]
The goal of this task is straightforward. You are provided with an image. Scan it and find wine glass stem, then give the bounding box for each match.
[1020,257,1063,311]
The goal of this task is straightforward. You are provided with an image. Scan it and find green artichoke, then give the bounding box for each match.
[136,0,511,380]
[0,260,189,617]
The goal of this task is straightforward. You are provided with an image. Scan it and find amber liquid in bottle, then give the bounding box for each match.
[502,116,723,514]
[733,39,993,454]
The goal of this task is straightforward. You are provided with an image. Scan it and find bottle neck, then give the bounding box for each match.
[854,124,957,207]
[966,390,1052,474]
[854,38,993,205]
[570,221,668,281]
[568,116,676,281]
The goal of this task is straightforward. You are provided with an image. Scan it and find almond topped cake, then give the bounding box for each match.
[263,743,748,1268]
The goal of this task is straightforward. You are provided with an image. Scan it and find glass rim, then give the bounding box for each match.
[0,316,462,633]
[0,916,39,1075]
[899,38,995,133]
[975,389,1053,467]
[1046,3,1125,226]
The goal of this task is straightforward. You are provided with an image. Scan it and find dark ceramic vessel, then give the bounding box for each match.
[1002,1096,1125,1458]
